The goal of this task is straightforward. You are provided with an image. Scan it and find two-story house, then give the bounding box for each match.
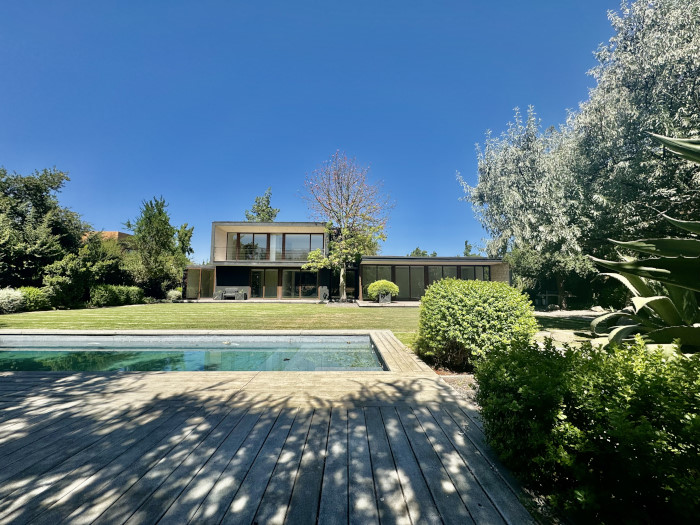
[185,221,510,301]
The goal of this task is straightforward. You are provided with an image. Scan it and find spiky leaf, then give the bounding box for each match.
[650,133,700,163]
[611,238,700,257]
[630,296,683,326]
[661,214,700,236]
[646,326,700,348]
[591,256,700,293]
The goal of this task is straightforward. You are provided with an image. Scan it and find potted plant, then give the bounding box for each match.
[367,280,400,303]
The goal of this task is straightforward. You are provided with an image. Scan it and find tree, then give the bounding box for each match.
[245,187,279,222]
[573,0,700,248]
[0,167,87,287]
[460,107,594,306]
[408,247,428,256]
[463,241,474,256]
[302,151,392,301]
[123,197,192,297]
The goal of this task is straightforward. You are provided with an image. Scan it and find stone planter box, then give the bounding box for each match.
[378,293,392,303]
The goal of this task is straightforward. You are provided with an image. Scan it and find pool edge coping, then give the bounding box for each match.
[0,329,432,375]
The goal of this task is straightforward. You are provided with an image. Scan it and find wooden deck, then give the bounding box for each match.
[0,331,533,524]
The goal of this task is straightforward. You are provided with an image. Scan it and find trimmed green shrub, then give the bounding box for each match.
[166,289,182,302]
[90,285,145,307]
[0,287,25,314]
[475,338,700,523]
[19,287,51,311]
[416,279,537,368]
[366,280,399,300]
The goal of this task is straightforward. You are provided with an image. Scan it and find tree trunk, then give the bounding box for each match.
[556,275,568,309]
[339,265,347,302]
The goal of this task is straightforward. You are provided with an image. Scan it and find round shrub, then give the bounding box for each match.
[90,285,119,307]
[19,287,51,311]
[366,280,399,300]
[0,287,25,314]
[166,289,182,302]
[126,286,145,304]
[416,278,537,368]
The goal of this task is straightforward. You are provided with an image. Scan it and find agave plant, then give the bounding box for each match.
[590,134,700,352]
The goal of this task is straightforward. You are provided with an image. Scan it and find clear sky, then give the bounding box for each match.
[0,1,619,263]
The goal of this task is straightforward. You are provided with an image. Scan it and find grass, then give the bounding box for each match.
[0,303,421,347]
[0,303,594,349]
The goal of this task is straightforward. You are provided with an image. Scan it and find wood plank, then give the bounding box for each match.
[429,406,534,525]
[380,406,441,525]
[348,407,379,525]
[318,408,349,525]
[364,406,411,524]
[90,403,237,524]
[396,406,474,524]
[122,406,249,525]
[189,408,281,524]
[157,410,264,524]
[252,409,314,525]
[26,404,204,525]
[411,406,504,524]
[220,408,299,524]
[284,408,331,524]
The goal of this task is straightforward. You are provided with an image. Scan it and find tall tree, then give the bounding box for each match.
[461,107,594,306]
[408,247,428,256]
[0,167,87,287]
[123,197,192,297]
[573,0,700,248]
[302,151,392,301]
[463,241,474,256]
[245,187,279,222]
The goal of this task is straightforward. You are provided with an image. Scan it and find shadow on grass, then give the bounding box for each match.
[535,314,595,331]
[0,367,532,525]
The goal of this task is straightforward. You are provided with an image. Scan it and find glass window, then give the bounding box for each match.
[443,266,457,279]
[264,269,278,298]
[253,234,268,260]
[410,266,425,299]
[395,266,409,300]
[377,265,391,281]
[300,271,317,297]
[310,234,324,252]
[226,233,237,260]
[239,234,255,260]
[484,266,491,281]
[251,270,263,298]
[428,266,442,285]
[461,266,475,280]
[362,265,378,296]
[475,266,484,281]
[269,234,282,261]
[186,269,200,299]
[282,270,296,298]
[285,234,310,260]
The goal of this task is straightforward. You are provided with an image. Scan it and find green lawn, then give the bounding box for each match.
[0,303,421,347]
[0,303,594,349]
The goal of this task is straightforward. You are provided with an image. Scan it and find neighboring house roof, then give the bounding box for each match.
[83,231,132,241]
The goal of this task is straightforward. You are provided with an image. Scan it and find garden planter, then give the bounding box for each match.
[378,293,392,303]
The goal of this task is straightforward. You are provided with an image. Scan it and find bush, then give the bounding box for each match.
[475,338,700,523]
[166,289,182,302]
[366,280,399,300]
[90,285,145,307]
[415,279,537,368]
[19,287,51,311]
[0,287,25,314]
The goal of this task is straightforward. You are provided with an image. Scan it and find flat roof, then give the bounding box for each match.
[360,256,504,264]
[212,221,326,227]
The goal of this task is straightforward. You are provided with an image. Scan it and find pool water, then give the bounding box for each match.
[0,335,386,372]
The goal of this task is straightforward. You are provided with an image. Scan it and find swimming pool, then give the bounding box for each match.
[0,334,387,372]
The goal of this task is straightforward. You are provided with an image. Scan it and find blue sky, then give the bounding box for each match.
[0,1,618,263]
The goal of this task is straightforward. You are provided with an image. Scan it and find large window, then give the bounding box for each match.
[361,265,391,296]
[282,270,318,298]
[459,266,490,281]
[224,232,323,261]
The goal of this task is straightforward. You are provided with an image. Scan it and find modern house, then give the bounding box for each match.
[185,221,510,301]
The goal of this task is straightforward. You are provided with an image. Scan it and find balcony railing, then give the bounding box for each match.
[213,246,316,262]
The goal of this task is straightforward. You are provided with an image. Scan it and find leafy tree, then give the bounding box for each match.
[408,247,428,257]
[0,167,87,287]
[124,197,192,297]
[460,107,594,306]
[245,187,279,222]
[302,151,392,301]
[463,241,474,256]
[574,0,700,247]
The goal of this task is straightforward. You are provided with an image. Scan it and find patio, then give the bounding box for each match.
[0,331,533,524]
